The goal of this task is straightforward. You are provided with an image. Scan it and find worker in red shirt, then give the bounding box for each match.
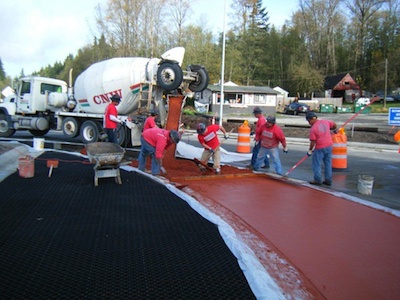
[254,115,287,175]
[138,127,181,175]
[249,106,270,169]
[104,94,123,143]
[196,122,228,174]
[306,112,337,186]
[143,109,159,131]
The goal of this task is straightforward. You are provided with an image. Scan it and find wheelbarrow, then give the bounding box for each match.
[86,142,126,186]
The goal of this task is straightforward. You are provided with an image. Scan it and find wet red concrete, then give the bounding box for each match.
[155,157,400,299]
[130,99,400,298]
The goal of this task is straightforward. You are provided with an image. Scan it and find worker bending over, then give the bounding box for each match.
[138,127,181,176]
[196,122,228,175]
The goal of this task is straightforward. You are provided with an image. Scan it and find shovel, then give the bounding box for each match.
[47,159,59,177]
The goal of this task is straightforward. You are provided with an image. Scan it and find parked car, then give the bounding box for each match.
[375,91,396,103]
[379,96,395,103]
[283,102,312,115]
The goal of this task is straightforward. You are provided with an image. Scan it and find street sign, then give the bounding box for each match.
[388,108,400,126]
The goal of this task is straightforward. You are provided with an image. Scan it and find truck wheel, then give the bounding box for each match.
[80,120,100,144]
[62,117,80,138]
[29,129,50,136]
[157,62,183,91]
[188,66,209,92]
[117,125,127,146]
[0,113,15,137]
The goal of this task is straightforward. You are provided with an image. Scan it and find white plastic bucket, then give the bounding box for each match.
[33,138,45,150]
[357,175,374,195]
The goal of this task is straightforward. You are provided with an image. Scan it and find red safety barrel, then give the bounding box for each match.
[237,120,251,153]
[332,132,347,169]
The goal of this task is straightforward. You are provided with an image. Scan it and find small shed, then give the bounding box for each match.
[324,73,361,103]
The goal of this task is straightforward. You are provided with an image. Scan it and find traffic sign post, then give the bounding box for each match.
[388,108,400,126]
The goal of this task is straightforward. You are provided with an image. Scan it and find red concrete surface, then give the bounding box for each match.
[172,174,400,299]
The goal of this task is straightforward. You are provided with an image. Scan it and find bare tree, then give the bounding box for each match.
[95,0,145,56]
[165,0,193,45]
[295,0,344,74]
[344,0,386,71]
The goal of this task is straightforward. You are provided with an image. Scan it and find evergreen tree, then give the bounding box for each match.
[0,58,6,81]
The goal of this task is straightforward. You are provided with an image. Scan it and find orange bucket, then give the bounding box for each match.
[237,121,251,153]
[18,155,35,178]
[332,133,347,169]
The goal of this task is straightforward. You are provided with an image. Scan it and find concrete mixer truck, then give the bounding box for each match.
[0,47,209,145]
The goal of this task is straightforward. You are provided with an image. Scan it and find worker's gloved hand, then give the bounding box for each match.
[209,148,214,154]
[250,131,255,136]
[160,166,167,174]
[307,150,313,156]
[283,147,288,153]
[224,135,228,140]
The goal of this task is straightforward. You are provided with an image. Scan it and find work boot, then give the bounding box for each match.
[309,180,322,186]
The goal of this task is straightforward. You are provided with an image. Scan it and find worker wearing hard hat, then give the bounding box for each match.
[138,127,181,176]
[305,112,337,186]
[196,122,228,175]
[254,115,287,175]
[104,94,123,143]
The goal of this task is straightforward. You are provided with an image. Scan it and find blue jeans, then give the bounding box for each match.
[254,146,282,175]
[105,128,117,143]
[138,137,160,175]
[312,146,332,183]
[251,142,270,167]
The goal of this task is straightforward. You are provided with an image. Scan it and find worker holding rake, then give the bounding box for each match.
[305,112,337,186]
[196,123,228,175]
[254,115,287,175]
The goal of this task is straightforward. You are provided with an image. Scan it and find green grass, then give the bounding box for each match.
[370,101,400,113]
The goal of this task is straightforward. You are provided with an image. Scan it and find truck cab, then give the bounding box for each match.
[15,77,68,114]
[0,77,68,137]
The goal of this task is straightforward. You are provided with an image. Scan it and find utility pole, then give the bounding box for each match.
[219,0,227,126]
[384,58,388,108]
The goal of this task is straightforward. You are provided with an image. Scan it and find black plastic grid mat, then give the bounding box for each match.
[0,151,255,299]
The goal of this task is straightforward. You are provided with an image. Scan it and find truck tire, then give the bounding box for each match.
[157,62,183,91]
[62,117,80,138]
[117,125,127,146]
[188,66,209,92]
[29,129,50,136]
[0,112,15,137]
[80,120,100,144]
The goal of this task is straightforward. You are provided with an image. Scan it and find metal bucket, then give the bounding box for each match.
[18,155,35,178]
[357,175,374,195]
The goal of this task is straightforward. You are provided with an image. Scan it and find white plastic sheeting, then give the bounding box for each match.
[177,141,252,163]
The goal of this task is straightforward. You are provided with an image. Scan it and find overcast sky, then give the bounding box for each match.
[0,0,296,78]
